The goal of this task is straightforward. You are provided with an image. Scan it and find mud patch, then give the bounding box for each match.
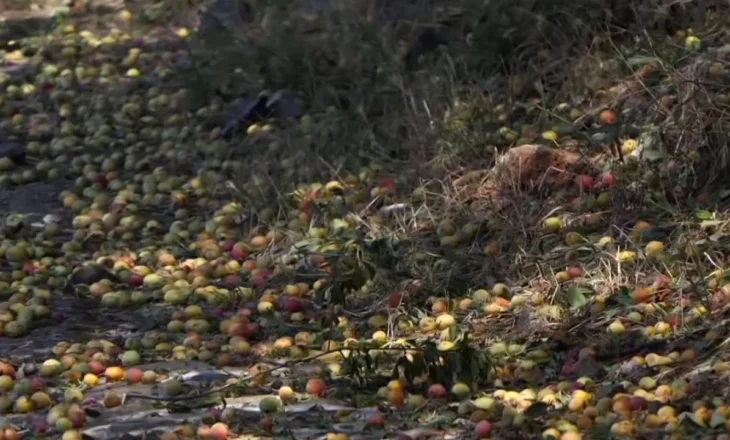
[0,180,72,224]
[0,298,172,359]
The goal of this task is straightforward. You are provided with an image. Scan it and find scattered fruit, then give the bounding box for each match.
[475,420,493,438]
[366,412,385,428]
[645,241,665,257]
[428,384,447,399]
[259,396,281,413]
[544,217,563,232]
[599,109,618,125]
[608,320,626,335]
[306,378,327,397]
[451,382,471,400]
[574,175,594,192]
[685,35,702,50]
[0,7,720,440]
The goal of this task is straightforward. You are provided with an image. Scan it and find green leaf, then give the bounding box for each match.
[427,411,458,427]
[627,55,661,67]
[695,210,714,220]
[566,286,590,310]
[293,240,312,250]
[642,149,668,161]
[639,129,659,151]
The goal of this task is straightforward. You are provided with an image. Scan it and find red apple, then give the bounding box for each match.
[427,384,447,399]
[306,378,327,396]
[184,333,203,348]
[282,297,304,313]
[128,273,144,286]
[381,177,396,192]
[388,291,404,308]
[367,412,385,428]
[231,246,248,261]
[241,323,259,339]
[196,425,212,439]
[222,274,242,287]
[366,413,385,428]
[475,420,493,438]
[236,308,254,319]
[31,377,46,391]
[567,266,583,279]
[209,423,229,440]
[228,322,246,337]
[574,174,595,191]
[68,405,86,428]
[0,362,14,377]
[250,276,267,288]
[125,368,144,384]
[599,172,617,188]
[220,239,236,252]
[22,262,37,274]
[630,396,647,411]
[89,361,105,375]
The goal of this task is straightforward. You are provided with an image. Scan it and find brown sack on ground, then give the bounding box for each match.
[493,144,596,191]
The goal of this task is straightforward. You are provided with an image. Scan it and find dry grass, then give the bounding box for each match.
[180,0,729,282]
[178,0,730,403]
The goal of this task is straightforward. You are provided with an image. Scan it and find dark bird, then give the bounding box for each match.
[64,264,119,293]
[220,91,273,138]
[220,90,303,138]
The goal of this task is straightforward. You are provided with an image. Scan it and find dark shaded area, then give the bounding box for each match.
[407,0,729,73]
[0,296,170,359]
[0,181,71,222]
[0,0,125,42]
[0,12,60,44]
[0,141,26,164]
[197,0,252,38]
